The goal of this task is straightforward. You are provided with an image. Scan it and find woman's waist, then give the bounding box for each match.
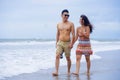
[78,39,90,43]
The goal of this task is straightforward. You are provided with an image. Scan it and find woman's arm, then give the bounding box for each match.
[82,26,90,38]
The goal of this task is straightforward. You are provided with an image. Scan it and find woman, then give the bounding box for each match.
[72,15,93,75]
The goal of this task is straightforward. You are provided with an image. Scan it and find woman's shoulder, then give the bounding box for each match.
[77,26,82,30]
[86,26,89,28]
[85,26,90,30]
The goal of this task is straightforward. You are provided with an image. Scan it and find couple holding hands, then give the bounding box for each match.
[53,9,93,76]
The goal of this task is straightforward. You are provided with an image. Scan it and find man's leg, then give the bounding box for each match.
[53,44,62,76]
[66,56,71,75]
[53,53,60,76]
[64,42,71,75]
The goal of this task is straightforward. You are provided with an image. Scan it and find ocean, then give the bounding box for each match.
[0,39,120,79]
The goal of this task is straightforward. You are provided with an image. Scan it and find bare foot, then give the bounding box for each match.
[86,72,90,76]
[86,71,90,75]
[72,72,79,76]
[67,72,71,76]
[52,72,58,76]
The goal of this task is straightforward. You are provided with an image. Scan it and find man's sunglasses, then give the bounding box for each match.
[64,14,70,17]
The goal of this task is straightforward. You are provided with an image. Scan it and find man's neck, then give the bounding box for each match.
[62,20,68,23]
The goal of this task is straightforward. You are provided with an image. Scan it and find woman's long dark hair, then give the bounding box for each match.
[80,15,93,33]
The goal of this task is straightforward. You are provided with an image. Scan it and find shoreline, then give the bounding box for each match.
[2,49,120,80]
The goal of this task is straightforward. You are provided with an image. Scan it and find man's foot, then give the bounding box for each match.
[72,72,79,76]
[86,72,90,76]
[67,72,71,76]
[52,72,58,76]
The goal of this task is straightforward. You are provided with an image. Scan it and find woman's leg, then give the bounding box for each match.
[85,55,91,75]
[73,54,82,75]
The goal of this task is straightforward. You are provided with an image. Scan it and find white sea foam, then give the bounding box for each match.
[0,40,120,79]
[0,41,55,46]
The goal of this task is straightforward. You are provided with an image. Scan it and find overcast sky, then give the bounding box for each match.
[0,0,120,40]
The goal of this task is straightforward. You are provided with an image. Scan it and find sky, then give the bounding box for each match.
[0,0,120,40]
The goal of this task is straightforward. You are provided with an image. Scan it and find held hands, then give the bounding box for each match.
[68,43,73,49]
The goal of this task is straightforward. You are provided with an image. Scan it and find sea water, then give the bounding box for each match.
[0,39,120,79]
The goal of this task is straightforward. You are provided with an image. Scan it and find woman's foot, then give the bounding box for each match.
[72,72,79,76]
[86,72,90,76]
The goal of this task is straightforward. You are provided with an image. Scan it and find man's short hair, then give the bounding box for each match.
[61,9,69,14]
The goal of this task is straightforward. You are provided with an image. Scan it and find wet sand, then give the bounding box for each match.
[2,50,120,80]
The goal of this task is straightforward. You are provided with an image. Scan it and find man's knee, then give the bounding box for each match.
[56,53,60,59]
[66,57,71,62]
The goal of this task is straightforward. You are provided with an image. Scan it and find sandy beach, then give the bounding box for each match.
[2,50,120,80]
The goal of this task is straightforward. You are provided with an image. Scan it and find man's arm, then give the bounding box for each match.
[56,24,59,46]
[73,27,78,44]
[70,23,75,47]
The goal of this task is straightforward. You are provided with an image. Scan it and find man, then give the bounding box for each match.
[52,9,75,76]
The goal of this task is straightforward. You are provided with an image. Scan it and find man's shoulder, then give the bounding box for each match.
[68,21,74,25]
[57,22,62,26]
[57,21,74,26]
[68,21,74,28]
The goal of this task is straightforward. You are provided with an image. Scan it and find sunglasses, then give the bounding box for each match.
[64,14,70,17]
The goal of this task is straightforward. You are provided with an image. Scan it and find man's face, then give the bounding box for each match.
[61,12,69,21]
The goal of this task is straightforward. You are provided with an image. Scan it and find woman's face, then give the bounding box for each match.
[80,18,84,25]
